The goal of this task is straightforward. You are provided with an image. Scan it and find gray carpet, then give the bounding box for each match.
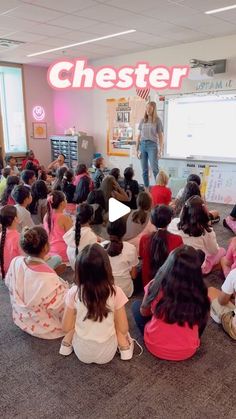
[1,204,236,419]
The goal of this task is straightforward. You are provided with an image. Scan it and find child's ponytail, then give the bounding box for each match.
[74,203,94,256]
[149,204,174,278]
[0,205,17,279]
[105,218,126,257]
[46,191,65,233]
[150,230,169,278]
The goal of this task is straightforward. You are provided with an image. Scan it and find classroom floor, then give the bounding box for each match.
[1,204,236,419]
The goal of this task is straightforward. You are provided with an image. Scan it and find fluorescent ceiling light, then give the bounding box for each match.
[27,29,136,57]
[205,4,236,14]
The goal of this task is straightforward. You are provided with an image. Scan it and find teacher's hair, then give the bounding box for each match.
[144,101,158,123]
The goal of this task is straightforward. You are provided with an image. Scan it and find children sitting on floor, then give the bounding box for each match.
[102,218,139,298]
[5,226,68,339]
[93,157,105,189]
[120,167,140,210]
[0,205,21,279]
[220,237,236,277]
[60,243,136,362]
[151,170,172,206]
[12,185,34,232]
[21,169,36,189]
[0,175,20,206]
[209,270,236,340]
[44,191,73,262]
[29,180,48,225]
[223,205,236,234]
[63,203,98,270]
[132,245,210,361]
[139,205,183,287]
[168,195,225,274]
[0,168,11,199]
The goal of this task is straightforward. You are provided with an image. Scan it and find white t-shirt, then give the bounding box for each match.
[168,217,219,255]
[222,269,236,326]
[63,225,97,270]
[101,241,139,297]
[15,204,34,232]
[65,285,128,343]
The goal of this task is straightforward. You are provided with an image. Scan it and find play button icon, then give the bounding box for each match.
[108,198,131,222]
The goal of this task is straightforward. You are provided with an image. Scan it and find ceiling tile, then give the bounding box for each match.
[106,0,167,13]
[0,15,36,31]
[180,0,231,12]
[7,3,64,23]
[31,0,97,13]
[197,21,236,36]
[75,4,134,22]
[166,12,224,28]
[49,14,99,30]
[5,31,46,43]
[61,30,107,41]
[76,22,132,36]
[28,24,71,36]
[143,3,200,20]
[216,9,236,25]
[0,0,21,15]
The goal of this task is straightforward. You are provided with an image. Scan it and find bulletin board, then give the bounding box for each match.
[202,166,236,204]
[106,97,146,156]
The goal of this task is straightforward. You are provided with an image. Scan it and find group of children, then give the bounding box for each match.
[1,154,236,364]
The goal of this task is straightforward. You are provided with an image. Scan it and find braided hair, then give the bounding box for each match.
[75,203,94,256]
[0,205,17,279]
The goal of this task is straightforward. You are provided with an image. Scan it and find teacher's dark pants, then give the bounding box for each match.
[140,140,159,187]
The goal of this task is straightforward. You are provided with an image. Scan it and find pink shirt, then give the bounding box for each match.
[44,212,68,262]
[225,237,236,272]
[73,173,94,190]
[143,284,200,361]
[1,229,21,274]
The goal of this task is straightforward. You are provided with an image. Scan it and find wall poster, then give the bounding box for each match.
[106,97,146,156]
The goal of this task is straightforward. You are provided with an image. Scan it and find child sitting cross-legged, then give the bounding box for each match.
[63,203,98,270]
[60,243,141,362]
[12,185,34,232]
[5,226,69,339]
[132,245,210,361]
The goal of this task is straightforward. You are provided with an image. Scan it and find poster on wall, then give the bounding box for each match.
[106,97,146,156]
[32,122,47,139]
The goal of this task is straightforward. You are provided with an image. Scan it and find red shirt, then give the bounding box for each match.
[139,232,183,286]
[22,158,40,169]
[151,185,172,206]
[144,284,200,361]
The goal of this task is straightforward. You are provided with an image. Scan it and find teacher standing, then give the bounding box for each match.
[137,101,164,189]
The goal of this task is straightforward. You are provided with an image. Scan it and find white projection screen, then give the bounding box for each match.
[165,93,236,161]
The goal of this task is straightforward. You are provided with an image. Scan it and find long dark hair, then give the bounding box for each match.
[0,176,20,205]
[132,192,152,224]
[29,180,48,214]
[75,243,115,322]
[105,218,126,257]
[46,190,65,233]
[150,205,173,278]
[75,203,94,256]
[175,181,201,216]
[144,245,210,328]
[178,195,211,237]
[52,167,68,191]
[0,205,17,279]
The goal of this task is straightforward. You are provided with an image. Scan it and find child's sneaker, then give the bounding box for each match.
[119,334,143,360]
[59,341,73,356]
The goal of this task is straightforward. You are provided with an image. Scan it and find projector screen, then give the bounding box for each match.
[165,93,236,161]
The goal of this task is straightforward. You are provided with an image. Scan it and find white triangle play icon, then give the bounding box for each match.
[108,198,131,222]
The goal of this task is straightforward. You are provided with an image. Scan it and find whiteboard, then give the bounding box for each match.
[164,92,236,162]
[204,166,236,204]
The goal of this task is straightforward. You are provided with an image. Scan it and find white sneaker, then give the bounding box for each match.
[119,334,143,361]
[210,307,221,324]
[59,342,73,356]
